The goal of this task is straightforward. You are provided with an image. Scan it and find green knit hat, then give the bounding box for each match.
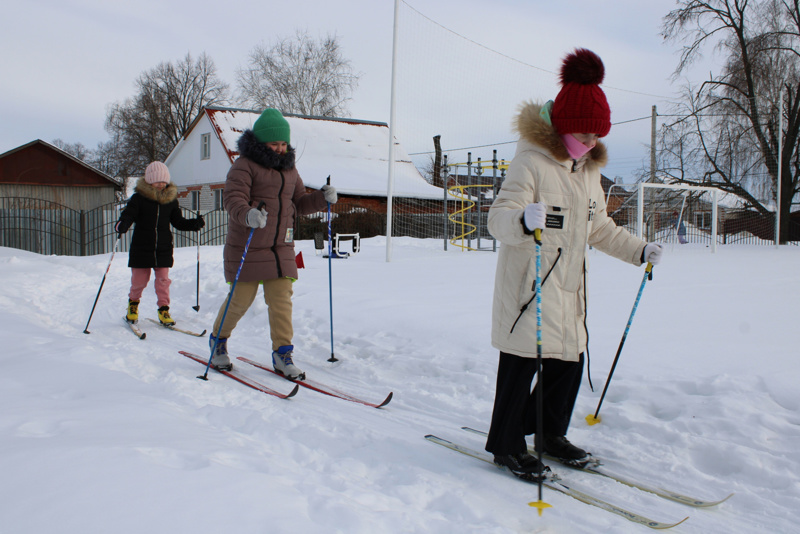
[253,108,290,144]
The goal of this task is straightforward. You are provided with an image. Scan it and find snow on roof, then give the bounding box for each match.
[206,107,442,200]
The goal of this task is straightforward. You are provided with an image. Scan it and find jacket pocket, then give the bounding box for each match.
[540,192,571,235]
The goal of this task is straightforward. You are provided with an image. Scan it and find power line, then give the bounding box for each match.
[408,115,654,156]
[402,0,678,101]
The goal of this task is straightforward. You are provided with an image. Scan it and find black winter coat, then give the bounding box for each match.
[116,178,203,268]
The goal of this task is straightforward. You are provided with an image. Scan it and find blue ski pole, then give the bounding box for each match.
[326,176,338,362]
[198,201,265,380]
[586,262,654,424]
[193,210,202,312]
[529,228,552,516]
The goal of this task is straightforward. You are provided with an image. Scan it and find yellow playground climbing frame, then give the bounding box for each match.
[448,184,492,250]
[445,156,509,251]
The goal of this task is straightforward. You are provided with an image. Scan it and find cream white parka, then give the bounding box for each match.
[488,102,647,362]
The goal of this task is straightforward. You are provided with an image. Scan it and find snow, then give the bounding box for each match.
[206,108,442,199]
[2,239,799,533]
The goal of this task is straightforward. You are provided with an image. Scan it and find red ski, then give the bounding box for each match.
[237,357,392,408]
[179,351,298,399]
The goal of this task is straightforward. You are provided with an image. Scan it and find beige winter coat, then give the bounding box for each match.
[489,102,646,361]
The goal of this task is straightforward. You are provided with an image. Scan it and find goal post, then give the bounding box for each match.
[636,183,719,253]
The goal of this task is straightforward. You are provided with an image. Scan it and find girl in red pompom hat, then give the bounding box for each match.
[484,49,665,476]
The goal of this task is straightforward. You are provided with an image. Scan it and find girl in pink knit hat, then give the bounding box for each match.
[484,49,664,479]
[115,161,204,326]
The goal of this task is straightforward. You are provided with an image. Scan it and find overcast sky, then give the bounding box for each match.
[1,0,720,181]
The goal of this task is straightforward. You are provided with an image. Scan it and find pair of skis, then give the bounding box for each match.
[427,428,733,530]
[179,351,393,408]
[124,317,207,340]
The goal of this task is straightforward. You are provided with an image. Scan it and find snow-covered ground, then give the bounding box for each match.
[2,237,799,533]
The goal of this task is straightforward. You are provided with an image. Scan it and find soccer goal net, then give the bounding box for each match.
[607,182,779,250]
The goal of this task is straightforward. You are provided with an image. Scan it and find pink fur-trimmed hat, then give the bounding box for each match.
[144,161,170,184]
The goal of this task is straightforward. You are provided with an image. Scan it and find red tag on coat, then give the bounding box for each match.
[295,251,305,269]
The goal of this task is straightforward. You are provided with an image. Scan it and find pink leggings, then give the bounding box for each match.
[129,267,171,308]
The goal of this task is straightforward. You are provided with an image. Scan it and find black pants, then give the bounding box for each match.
[485,351,584,455]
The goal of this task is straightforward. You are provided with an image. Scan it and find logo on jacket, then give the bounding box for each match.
[588,199,597,222]
[546,206,564,229]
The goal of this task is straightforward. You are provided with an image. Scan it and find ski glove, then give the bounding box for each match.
[322,184,338,204]
[245,207,268,228]
[643,242,664,265]
[522,202,547,233]
[195,215,205,231]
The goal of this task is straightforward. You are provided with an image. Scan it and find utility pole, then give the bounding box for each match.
[650,105,657,183]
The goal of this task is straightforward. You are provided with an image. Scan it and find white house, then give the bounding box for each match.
[164,106,442,213]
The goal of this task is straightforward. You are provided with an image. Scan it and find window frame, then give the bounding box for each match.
[200,133,211,160]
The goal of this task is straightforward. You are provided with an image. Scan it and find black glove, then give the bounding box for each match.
[195,215,205,230]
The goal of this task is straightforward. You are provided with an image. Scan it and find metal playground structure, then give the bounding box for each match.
[443,150,508,251]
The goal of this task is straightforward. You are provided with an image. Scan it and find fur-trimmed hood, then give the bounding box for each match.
[134,177,178,204]
[514,101,608,169]
[237,129,296,171]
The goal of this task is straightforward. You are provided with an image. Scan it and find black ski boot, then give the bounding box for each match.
[493,451,549,482]
[536,434,591,467]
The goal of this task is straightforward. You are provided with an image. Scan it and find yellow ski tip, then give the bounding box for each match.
[527,500,552,516]
[585,414,601,426]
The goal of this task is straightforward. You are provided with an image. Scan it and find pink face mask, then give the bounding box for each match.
[560,134,593,160]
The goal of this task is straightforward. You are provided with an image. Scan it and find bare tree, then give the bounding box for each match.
[88,138,126,178]
[236,31,359,117]
[660,0,800,242]
[105,52,229,175]
[51,139,91,161]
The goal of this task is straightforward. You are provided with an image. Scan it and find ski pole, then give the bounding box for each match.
[198,201,265,381]
[83,234,122,334]
[326,175,338,363]
[528,228,552,516]
[193,210,201,312]
[586,262,654,425]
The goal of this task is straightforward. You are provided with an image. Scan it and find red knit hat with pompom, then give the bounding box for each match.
[551,48,611,137]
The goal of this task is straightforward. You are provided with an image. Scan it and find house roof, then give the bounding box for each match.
[0,139,122,188]
[181,106,443,200]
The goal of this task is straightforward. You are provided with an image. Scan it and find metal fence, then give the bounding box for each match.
[608,204,799,247]
[0,197,208,256]
[0,197,389,256]
[2,196,795,257]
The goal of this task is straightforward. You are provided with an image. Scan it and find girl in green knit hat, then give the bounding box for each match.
[207,108,338,379]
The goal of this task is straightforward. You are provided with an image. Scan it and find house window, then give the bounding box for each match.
[214,189,223,210]
[695,212,712,229]
[201,133,211,160]
[191,191,200,211]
